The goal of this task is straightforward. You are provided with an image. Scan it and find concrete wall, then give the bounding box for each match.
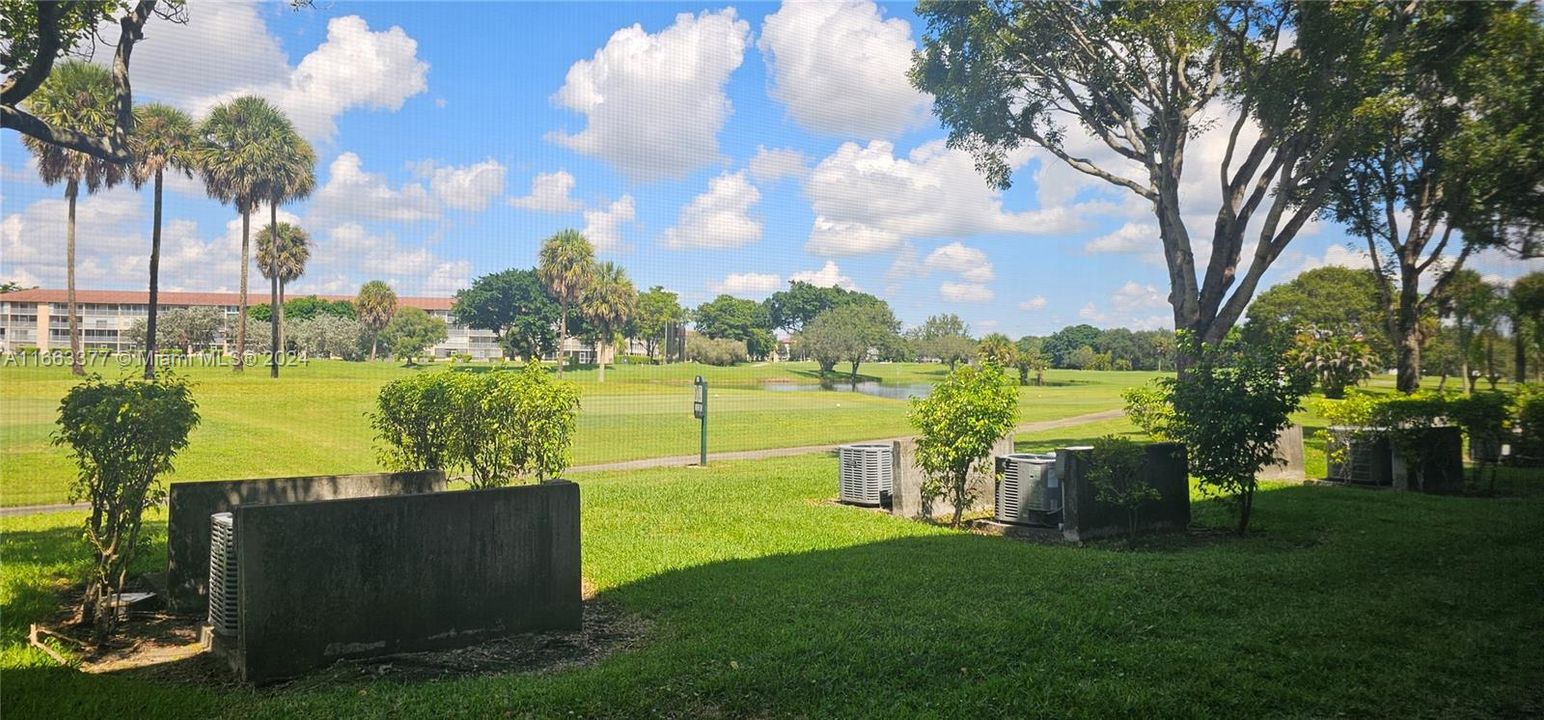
[166,471,444,613]
[1057,442,1190,542]
[1259,425,1306,482]
[225,481,581,685]
[890,435,1015,520]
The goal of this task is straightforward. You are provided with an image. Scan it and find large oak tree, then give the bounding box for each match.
[911,2,1390,353]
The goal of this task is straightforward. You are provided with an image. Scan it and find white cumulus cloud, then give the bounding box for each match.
[310,152,437,224]
[582,195,637,252]
[661,172,762,250]
[419,159,506,212]
[788,261,856,290]
[1086,222,1157,254]
[710,271,781,296]
[509,171,583,213]
[747,146,809,184]
[940,282,993,303]
[1019,296,1048,311]
[924,242,994,283]
[804,140,1074,257]
[549,9,749,181]
[758,0,930,137]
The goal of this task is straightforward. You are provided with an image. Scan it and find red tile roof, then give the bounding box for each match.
[0,288,453,311]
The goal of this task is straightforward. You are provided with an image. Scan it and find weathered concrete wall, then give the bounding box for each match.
[166,471,444,613]
[1259,425,1306,482]
[226,481,581,685]
[890,435,1015,520]
[1325,430,1394,486]
[1057,442,1190,542]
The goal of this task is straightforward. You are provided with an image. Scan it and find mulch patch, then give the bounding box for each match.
[37,578,652,690]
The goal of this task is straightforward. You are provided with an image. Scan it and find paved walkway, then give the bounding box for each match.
[0,409,1125,518]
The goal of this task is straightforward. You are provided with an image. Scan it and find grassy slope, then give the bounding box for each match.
[4,455,1542,719]
[0,361,1155,506]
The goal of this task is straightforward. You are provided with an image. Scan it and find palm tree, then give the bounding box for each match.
[127,103,197,379]
[256,221,312,353]
[20,61,127,376]
[199,96,314,374]
[356,280,398,361]
[581,261,638,383]
[257,132,315,378]
[537,229,596,376]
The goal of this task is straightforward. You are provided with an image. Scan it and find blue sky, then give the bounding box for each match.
[2,1,1536,338]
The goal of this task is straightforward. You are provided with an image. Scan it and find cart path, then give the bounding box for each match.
[0,409,1125,518]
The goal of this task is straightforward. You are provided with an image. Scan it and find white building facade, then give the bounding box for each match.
[0,288,632,362]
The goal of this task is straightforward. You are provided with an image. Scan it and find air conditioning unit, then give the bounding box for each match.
[996,453,1060,525]
[838,443,893,506]
[208,512,239,637]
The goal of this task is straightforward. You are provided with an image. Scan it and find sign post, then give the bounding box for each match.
[693,375,708,466]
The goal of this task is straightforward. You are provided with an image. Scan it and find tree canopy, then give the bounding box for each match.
[453,269,560,360]
[913,2,1395,348]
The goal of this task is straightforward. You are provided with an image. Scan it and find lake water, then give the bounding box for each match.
[759,381,933,400]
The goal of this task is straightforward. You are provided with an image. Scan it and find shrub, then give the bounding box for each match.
[1086,435,1158,543]
[1368,394,1454,491]
[1446,391,1512,469]
[289,315,365,360]
[1121,381,1173,440]
[53,374,199,638]
[371,372,458,472]
[374,363,581,486]
[908,363,1019,528]
[687,335,748,366]
[1515,389,1544,464]
[1166,336,1311,534]
[1289,326,1378,398]
[620,353,654,365]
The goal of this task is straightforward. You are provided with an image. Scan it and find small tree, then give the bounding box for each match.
[908,363,1019,528]
[1121,381,1174,441]
[379,307,448,365]
[686,336,749,366]
[1085,435,1158,544]
[1014,336,1047,386]
[1165,336,1312,535]
[53,374,199,638]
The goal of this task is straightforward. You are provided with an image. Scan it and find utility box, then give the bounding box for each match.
[994,453,1059,526]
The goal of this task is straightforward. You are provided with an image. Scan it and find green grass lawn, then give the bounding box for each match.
[3,453,1542,719]
[0,360,1157,506]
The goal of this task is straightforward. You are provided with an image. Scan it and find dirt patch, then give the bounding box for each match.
[281,597,651,690]
[41,579,651,689]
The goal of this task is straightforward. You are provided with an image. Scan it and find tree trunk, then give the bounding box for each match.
[556,303,567,377]
[278,280,287,354]
[849,360,861,380]
[1515,310,1528,383]
[268,204,281,378]
[1236,485,1254,535]
[1393,273,1423,393]
[369,335,378,362]
[144,170,163,379]
[65,179,84,376]
[597,339,607,383]
[235,208,249,372]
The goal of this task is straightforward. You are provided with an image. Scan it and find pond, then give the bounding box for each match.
[759,381,933,401]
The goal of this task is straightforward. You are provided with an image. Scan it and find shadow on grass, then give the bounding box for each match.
[7,483,1544,719]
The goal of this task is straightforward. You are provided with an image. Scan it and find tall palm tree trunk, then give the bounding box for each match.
[278,279,287,355]
[557,305,567,377]
[598,339,607,383]
[235,208,249,372]
[66,179,84,376]
[144,170,164,379]
[268,204,281,378]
